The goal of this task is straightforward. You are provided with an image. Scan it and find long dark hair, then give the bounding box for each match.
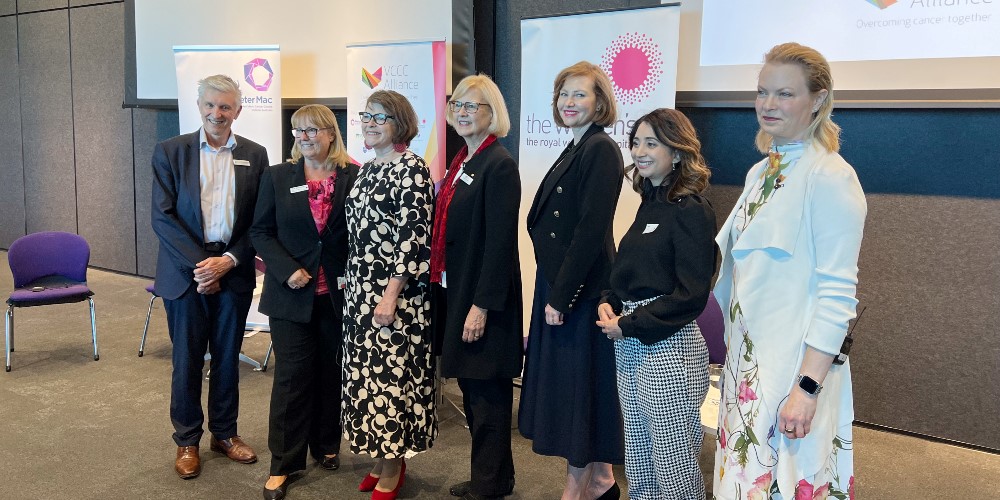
[626,108,711,202]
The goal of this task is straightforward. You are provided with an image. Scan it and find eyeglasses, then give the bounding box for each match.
[291,127,332,139]
[358,112,394,125]
[449,101,491,114]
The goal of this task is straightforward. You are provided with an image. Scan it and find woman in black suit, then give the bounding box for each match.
[430,74,522,500]
[250,104,359,500]
[520,61,625,500]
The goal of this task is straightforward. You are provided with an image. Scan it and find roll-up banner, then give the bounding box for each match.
[517,4,682,312]
[345,39,447,181]
[174,45,283,165]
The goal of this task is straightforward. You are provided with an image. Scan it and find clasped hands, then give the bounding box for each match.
[596,302,623,340]
[193,256,235,294]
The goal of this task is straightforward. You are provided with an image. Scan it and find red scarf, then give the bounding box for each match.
[430,135,496,283]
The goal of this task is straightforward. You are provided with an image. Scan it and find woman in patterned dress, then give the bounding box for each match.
[343,90,436,500]
[714,43,866,500]
[596,108,717,500]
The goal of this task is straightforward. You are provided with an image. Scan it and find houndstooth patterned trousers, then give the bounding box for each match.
[615,297,709,500]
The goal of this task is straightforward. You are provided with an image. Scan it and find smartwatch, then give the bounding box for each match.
[796,374,823,396]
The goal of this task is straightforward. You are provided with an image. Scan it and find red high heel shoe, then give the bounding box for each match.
[371,459,406,500]
[359,472,379,492]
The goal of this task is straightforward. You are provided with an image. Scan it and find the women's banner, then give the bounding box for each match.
[174,45,283,164]
[346,40,447,181]
[517,5,681,308]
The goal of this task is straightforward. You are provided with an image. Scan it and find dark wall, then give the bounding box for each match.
[491,1,1000,450]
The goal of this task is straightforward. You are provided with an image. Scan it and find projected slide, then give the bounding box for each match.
[701,0,1000,66]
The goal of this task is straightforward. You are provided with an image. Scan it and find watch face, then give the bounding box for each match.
[799,375,820,394]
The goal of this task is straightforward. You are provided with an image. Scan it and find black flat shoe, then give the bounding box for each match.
[262,478,289,500]
[450,478,515,498]
[450,481,472,497]
[318,454,340,471]
[595,482,620,500]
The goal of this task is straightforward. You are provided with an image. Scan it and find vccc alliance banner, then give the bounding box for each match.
[346,40,447,182]
[517,4,681,309]
[174,45,283,165]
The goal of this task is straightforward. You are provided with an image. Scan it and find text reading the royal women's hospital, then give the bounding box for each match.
[523,112,640,150]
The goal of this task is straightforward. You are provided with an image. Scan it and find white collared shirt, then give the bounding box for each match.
[199,128,237,245]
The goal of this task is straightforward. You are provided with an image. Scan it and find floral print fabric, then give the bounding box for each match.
[714,142,854,500]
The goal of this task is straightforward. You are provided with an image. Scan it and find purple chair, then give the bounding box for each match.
[5,231,99,372]
[696,292,726,365]
[138,283,159,357]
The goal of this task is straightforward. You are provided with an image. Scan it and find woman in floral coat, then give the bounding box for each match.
[714,42,866,500]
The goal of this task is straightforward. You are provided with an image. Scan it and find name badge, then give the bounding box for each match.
[290,185,308,194]
[336,277,347,290]
[642,224,659,234]
[233,159,251,166]
[460,173,474,185]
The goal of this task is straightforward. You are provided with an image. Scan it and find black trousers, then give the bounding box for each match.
[267,293,343,475]
[458,377,515,496]
[164,285,253,446]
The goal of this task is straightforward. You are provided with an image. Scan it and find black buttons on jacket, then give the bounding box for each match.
[550,232,556,239]
[556,186,563,193]
[553,211,560,217]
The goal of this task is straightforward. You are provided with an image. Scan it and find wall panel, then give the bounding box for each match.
[70,3,134,272]
[17,0,67,13]
[18,9,76,234]
[0,0,15,16]
[0,15,25,248]
[133,108,178,278]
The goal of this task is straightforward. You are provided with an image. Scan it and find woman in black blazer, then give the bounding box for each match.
[520,61,625,500]
[250,104,359,500]
[430,74,522,500]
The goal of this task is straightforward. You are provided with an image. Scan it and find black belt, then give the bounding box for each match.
[204,241,226,253]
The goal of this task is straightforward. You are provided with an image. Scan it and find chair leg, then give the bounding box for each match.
[88,297,99,361]
[261,340,273,372]
[139,294,157,357]
[5,305,12,372]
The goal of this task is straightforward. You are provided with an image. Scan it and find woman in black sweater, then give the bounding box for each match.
[596,108,718,500]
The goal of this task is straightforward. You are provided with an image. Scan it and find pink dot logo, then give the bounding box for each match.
[600,32,663,106]
[243,58,274,92]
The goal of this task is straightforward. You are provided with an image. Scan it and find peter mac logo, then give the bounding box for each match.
[863,0,898,9]
[243,58,274,91]
[600,32,663,106]
[362,66,383,89]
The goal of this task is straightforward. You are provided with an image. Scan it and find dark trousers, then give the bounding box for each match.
[267,293,344,475]
[164,285,253,446]
[458,377,515,496]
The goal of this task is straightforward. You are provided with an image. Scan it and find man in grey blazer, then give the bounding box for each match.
[150,74,268,479]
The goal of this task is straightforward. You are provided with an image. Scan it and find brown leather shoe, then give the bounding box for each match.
[210,435,258,464]
[175,446,201,479]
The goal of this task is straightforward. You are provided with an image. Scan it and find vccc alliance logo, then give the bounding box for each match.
[600,32,664,106]
[864,0,898,9]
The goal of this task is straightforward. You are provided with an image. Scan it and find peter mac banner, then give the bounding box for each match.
[174,45,283,165]
[517,5,681,299]
[346,40,447,181]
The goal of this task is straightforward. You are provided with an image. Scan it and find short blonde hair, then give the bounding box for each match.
[551,61,618,128]
[289,104,351,170]
[366,90,419,146]
[755,43,840,153]
[446,74,511,138]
